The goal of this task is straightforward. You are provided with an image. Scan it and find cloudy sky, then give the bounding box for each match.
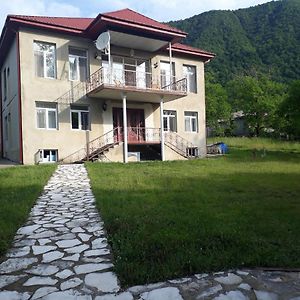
[1,0,272,29]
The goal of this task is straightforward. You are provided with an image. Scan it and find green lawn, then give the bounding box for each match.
[0,164,56,258]
[87,138,300,287]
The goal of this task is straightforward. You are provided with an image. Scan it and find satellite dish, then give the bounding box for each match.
[95,32,110,51]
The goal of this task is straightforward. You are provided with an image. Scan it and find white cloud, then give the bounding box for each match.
[0,0,81,30]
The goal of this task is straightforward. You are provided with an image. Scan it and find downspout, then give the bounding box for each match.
[169,42,172,85]
[16,31,23,164]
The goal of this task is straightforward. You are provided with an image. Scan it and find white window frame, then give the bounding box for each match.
[183,65,197,93]
[160,61,175,89]
[34,41,56,79]
[39,149,58,163]
[184,111,198,133]
[163,110,177,132]
[69,47,88,82]
[71,106,90,131]
[36,103,58,130]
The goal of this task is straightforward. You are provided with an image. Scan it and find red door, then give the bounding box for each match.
[113,108,145,142]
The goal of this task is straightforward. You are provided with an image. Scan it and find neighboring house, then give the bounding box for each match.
[0,9,214,164]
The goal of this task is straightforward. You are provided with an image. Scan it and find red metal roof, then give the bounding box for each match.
[102,9,186,35]
[7,15,93,31]
[171,43,215,57]
[0,9,214,66]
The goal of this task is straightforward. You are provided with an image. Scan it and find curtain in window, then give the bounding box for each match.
[69,56,77,81]
[37,109,46,128]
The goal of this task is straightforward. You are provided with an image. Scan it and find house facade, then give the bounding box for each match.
[0,9,214,165]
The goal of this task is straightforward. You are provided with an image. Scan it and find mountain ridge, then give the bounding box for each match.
[168,0,300,84]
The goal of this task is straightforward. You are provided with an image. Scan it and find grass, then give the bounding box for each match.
[87,138,300,287]
[0,164,56,259]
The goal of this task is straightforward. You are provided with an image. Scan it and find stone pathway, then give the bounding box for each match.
[0,164,119,299]
[0,164,299,299]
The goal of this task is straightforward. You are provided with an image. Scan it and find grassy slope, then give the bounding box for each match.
[0,165,56,258]
[87,139,300,287]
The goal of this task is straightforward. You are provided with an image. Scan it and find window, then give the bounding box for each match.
[34,41,56,78]
[39,149,58,163]
[184,111,198,132]
[69,48,88,81]
[36,102,58,129]
[160,61,175,89]
[2,68,7,101]
[183,65,197,93]
[71,105,89,130]
[163,110,177,132]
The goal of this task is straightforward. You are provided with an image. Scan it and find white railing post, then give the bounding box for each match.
[122,93,128,163]
[160,97,165,161]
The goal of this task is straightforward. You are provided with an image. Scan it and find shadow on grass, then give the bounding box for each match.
[223,148,300,163]
[0,185,44,259]
[88,164,300,286]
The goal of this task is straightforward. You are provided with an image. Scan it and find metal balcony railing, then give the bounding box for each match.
[86,67,187,94]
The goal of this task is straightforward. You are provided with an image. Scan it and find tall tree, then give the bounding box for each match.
[205,74,231,136]
[277,80,300,139]
[227,75,287,136]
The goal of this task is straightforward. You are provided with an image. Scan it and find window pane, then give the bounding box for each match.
[185,118,190,132]
[81,111,89,130]
[34,51,44,77]
[191,118,197,132]
[183,65,197,93]
[69,56,78,81]
[37,109,46,128]
[46,52,55,78]
[79,57,87,81]
[72,112,79,129]
[169,116,177,132]
[48,110,57,129]
[163,117,168,131]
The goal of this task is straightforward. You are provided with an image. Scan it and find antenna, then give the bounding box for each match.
[95,32,110,51]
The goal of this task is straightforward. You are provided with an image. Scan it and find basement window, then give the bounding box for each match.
[39,149,58,163]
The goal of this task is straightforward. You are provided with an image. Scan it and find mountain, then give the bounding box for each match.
[169,0,300,84]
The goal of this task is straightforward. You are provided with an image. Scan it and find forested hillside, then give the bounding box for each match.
[169,0,300,84]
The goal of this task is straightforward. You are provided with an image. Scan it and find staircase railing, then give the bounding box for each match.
[164,131,199,158]
[55,81,87,105]
[60,127,120,164]
[60,127,199,163]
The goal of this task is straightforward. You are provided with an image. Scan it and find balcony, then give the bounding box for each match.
[86,66,187,103]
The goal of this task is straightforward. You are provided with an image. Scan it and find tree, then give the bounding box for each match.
[227,75,287,136]
[206,74,232,136]
[277,80,300,139]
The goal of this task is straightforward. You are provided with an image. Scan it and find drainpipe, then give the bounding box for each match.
[16,31,23,164]
[160,97,165,161]
[169,42,172,87]
[122,93,128,163]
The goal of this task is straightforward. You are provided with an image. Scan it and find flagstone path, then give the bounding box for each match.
[0,164,299,299]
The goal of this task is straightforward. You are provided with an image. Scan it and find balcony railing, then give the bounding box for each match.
[86,67,187,94]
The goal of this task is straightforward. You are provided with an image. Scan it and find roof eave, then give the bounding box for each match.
[85,14,187,41]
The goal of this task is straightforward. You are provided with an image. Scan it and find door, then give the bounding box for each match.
[113,108,145,143]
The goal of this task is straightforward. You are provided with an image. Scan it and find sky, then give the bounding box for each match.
[0,0,272,30]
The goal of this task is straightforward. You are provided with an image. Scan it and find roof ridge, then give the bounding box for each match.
[102,8,186,34]
[8,15,93,20]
